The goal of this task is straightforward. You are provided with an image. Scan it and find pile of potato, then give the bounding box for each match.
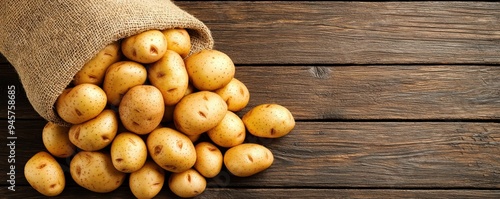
[24,28,295,198]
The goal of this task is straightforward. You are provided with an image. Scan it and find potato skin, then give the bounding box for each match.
[110,132,148,173]
[242,104,295,138]
[103,61,147,106]
[147,127,196,173]
[68,109,118,151]
[73,41,121,85]
[224,143,274,177]
[185,49,235,91]
[207,111,246,148]
[119,85,165,135]
[162,28,191,58]
[194,142,223,178]
[215,78,250,112]
[55,83,107,124]
[24,151,65,196]
[168,169,206,198]
[148,50,189,106]
[129,160,165,199]
[121,30,167,64]
[42,121,75,158]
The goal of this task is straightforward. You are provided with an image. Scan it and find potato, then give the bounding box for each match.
[129,160,165,199]
[73,41,121,85]
[70,151,126,193]
[69,109,118,151]
[168,169,206,198]
[119,85,165,135]
[148,50,189,106]
[173,91,227,136]
[185,49,235,91]
[111,132,147,173]
[121,29,167,64]
[147,127,196,173]
[103,61,147,106]
[242,104,295,138]
[207,111,246,148]
[56,83,107,124]
[224,143,274,177]
[194,142,223,178]
[215,78,250,112]
[24,151,65,196]
[42,121,75,158]
[162,28,191,58]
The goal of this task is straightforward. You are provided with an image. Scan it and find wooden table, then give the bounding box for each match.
[2,1,500,198]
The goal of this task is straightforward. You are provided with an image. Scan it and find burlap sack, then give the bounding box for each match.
[0,0,214,126]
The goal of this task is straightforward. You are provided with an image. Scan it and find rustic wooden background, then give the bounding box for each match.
[2,1,500,198]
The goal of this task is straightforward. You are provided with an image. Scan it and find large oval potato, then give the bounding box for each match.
[129,160,165,199]
[55,83,107,124]
[162,28,191,58]
[148,50,189,106]
[224,143,274,177]
[174,91,227,136]
[207,111,246,148]
[24,151,65,196]
[42,121,75,158]
[73,41,121,85]
[168,169,206,198]
[68,109,118,151]
[121,30,167,64]
[111,132,147,173]
[242,104,295,138]
[215,78,250,112]
[70,151,126,193]
[103,61,147,106]
[119,85,165,135]
[194,142,223,178]
[185,49,235,91]
[147,127,196,173]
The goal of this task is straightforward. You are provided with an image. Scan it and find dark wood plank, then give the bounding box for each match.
[175,1,500,65]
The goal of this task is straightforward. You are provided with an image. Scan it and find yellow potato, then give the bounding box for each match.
[119,85,165,135]
[68,109,118,151]
[24,151,65,196]
[215,78,250,112]
[129,160,165,199]
[173,91,227,136]
[111,132,147,173]
[207,111,245,148]
[55,83,107,124]
[70,151,126,193]
[73,41,121,85]
[194,142,223,178]
[242,104,295,138]
[162,28,191,58]
[147,127,196,173]
[185,49,235,91]
[103,61,147,106]
[121,29,167,64]
[168,169,206,198]
[148,50,189,106]
[224,143,274,177]
[42,121,75,158]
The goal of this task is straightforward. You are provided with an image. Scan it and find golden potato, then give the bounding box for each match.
[194,142,223,178]
[55,83,107,124]
[42,121,75,158]
[103,61,147,106]
[168,169,206,198]
[70,151,126,193]
[147,127,196,173]
[73,41,121,85]
[121,29,167,64]
[119,85,165,135]
[148,50,189,106]
[129,160,165,199]
[185,49,235,91]
[68,109,118,151]
[173,91,227,136]
[111,132,147,173]
[215,78,250,112]
[24,151,65,196]
[207,111,245,148]
[242,104,295,138]
[162,28,191,58]
[224,143,274,177]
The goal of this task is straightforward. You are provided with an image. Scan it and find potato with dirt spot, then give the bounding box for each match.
[215,78,250,112]
[111,132,147,173]
[162,28,191,58]
[224,143,274,177]
[73,41,121,85]
[207,111,246,148]
[185,49,235,91]
[168,169,206,198]
[242,103,295,138]
[121,30,167,64]
[194,142,223,178]
[55,83,107,124]
[42,121,75,158]
[147,127,196,173]
[103,61,147,106]
[68,109,118,151]
[24,151,65,196]
[129,160,165,199]
[119,85,165,135]
[148,50,189,106]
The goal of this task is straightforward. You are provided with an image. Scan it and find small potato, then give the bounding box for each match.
[185,49,235,91]
[194,142,223,178]
[24,151,65,196]
[103,61,147,106]
[169,169,206,198]
[119,85,165,135]
[174,91,227,136]
[56,83,107,124]
[42,121,75,158]
[147,127,196,173]
[215,78,250,112]
[224,143,274,177]
[129,160,165,199]
[122,30,167,64]
[73,41,121,85]
[69,109,118,151]
[162,28,191,58]
[242,104,295,138]
[148,50,189,106]
[70,151,126,193]
[111,132,147,173]
[207,111,245,148]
